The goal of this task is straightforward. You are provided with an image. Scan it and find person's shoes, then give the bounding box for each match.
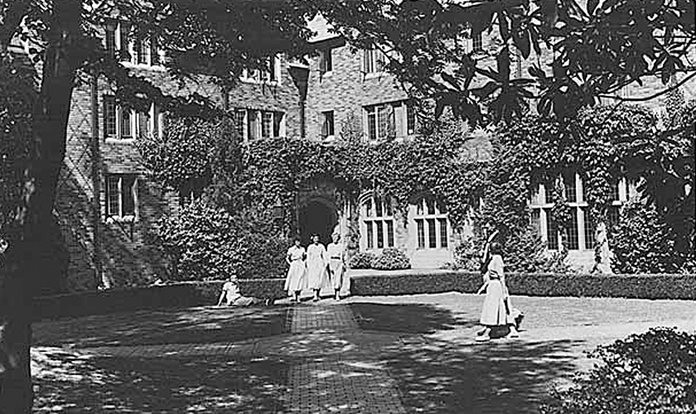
[506,329,520,338]
[313,297,320,302]
[474,335,490,342]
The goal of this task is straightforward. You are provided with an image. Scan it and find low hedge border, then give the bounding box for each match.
[32,279,286,321]
[350,271,696,300]
[33,272,696,321]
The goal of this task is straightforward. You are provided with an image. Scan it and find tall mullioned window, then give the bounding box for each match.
[529,173,632,251]
[414,198,449,249]
[103,95,162,140]
[362,196,395,250]
[236,108,285,142]
[364,101,417,141]
[472,33,483,52]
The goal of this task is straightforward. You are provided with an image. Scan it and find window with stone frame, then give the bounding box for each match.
[364,101,416,141]
[240,108,284,142]
[241,56,281,84]
[106,174,137,219]
[105,20,162,67]
[363,45,386,74]
[406,103,417,135]
[103,95,162,140]
[321,111,335,139]
[530,173,631,251]
[362,196,395,250]
[414,198,450,249]
[319,48,333,74]
[233,109,245,139]
[472,32,484,52]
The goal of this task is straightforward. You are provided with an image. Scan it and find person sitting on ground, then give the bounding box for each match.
[216,275,270,306]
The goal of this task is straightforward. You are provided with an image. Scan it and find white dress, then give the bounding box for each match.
[306,243,327,290]
[327,242,349,294]
[479,255,514,326]
[284,246,306,293]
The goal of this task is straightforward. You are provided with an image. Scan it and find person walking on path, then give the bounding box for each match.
[475,242,520,341]
[306,233,328,302]
[284,237,307,302]
[327,232,348,300]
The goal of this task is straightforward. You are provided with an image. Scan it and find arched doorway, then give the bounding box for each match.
[299,199,338,245]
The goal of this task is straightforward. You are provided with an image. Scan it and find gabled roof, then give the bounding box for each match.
[307,14,340,43]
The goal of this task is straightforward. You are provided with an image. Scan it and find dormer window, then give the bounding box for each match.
[241,56,281,84]
[106,21,163,67]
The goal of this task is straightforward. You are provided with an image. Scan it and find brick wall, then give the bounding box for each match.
[227,55,303,139]
[305,38,410,142]
[58,56,306,291]
[57,26,695,287]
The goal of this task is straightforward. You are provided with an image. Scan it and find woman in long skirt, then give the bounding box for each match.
[284,237,306,302]
[306,233,327,302]
[327,232,348,300]
[475,242,519,341]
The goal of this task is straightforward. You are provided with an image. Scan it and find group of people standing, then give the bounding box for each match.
[284,232,349,302]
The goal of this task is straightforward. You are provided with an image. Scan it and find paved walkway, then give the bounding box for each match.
[31,292,696,413]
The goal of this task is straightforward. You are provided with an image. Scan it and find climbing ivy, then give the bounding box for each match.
[141,103,693,273]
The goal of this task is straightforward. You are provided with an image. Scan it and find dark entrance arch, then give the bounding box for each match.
[299,199,338,245]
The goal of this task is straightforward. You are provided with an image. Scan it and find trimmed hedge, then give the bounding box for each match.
[33,271,696,320]
[32,279,286,321]
[350,271,696,300]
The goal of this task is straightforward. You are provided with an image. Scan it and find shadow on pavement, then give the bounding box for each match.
[347,301,584,413]
[33,305,292,348]
[349,302,477,334]
[33,349,288,413]
[382,339,582,413]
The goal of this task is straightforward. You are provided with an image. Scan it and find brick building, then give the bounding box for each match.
[58,24,307,290]
[57,12,695,290]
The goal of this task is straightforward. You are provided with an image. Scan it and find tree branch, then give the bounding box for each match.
[598,71,696,102]
[0,0,30,51]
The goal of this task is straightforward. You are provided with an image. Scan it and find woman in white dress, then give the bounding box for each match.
[475,242,519,341]
[306,233,327,302]
[327,232,348,300]
[284,237,306,302]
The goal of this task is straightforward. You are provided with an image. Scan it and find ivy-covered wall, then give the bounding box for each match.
[139,101,695,276]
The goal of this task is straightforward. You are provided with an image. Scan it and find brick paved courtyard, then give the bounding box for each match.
[32,292,696,413]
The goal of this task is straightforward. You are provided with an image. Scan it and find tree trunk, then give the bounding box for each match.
[0,1,82,411]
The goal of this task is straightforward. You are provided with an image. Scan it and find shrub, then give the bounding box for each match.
[370,248,411,270]
[348,252,376,269]
[612,200,691,273]
[441,239,481,271]
[156,202,289,281]
[541,327,696,414]
[351,271,696,299]
[444,230,571,273]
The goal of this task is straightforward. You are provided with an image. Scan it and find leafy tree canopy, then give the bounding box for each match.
[317,0,695,124]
